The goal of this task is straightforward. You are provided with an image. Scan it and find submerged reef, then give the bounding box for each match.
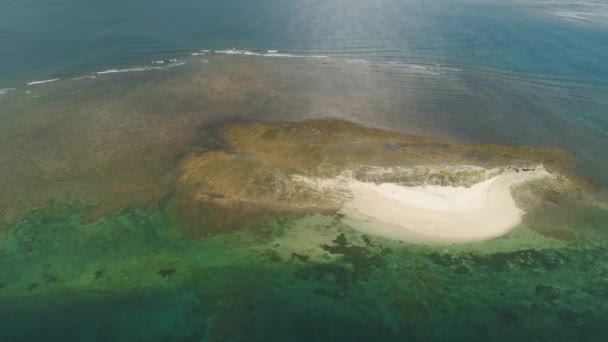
[172,119,593,238]
[0,118,603,340]
[2,198,608,341]
[0,117,594,243]
[0,118,605,339]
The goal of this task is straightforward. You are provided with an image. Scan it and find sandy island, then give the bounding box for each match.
[173,119,587,242]
[295,165,553,243]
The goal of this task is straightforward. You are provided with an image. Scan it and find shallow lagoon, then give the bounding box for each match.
[2,196,608,340]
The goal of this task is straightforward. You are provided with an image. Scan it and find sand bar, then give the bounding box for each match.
[297,165,552,243]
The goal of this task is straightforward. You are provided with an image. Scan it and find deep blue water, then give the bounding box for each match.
[1,0,608,83]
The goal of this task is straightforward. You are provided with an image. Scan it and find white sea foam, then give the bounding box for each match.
[96,67,154,74]
[393,63,462,74]
[152,58,178,64]
[213,49,329,59]
[206,48,462,76]
[26,78,60,86]
[192,51,211,56]
[72,75,97,80]
[95,61,184,75]
[214,49,249,55]
[265,52,329,58]
[343,59,461,74]
[551,11,593,21]
[532,0,608,26]
[0,88,16,96]
[20,49,460,91]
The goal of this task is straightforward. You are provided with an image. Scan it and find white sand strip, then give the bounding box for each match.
[296,165,552,243]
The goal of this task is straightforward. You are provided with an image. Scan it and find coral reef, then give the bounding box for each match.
[172,119,592,235]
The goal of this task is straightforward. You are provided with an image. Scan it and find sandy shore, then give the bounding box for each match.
[296,165,552,243]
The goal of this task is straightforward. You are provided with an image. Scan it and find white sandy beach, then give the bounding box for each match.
[296,165,552,243]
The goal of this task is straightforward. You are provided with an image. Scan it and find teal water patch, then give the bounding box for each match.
[1,199,608,341]
[2,0,607,85]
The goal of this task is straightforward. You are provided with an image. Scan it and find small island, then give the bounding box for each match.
[174,119,591,243]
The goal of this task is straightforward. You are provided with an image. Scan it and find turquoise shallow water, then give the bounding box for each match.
[1,0,608,341]
[2,199,608,341]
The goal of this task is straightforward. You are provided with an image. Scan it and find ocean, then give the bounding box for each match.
[1,0,608,341]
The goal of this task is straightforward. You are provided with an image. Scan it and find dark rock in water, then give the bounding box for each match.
[454,265,470,274]
[333,233,348,248]
[559,310,583,327]
[94,270,104,280]
[300,235,388,294]
[291,253,309,262]
[427,253,462,267]
[493,306,519,325]
[44,273,58,283]
[158,268,176,278]
[535,284,561,303]
[508,166,520,173]
[264,249,281,262]
[361,235,374,247]
[469,249,567,272]
[313,287,341,299]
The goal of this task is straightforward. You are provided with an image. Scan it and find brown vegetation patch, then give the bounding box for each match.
[172,118,588,235]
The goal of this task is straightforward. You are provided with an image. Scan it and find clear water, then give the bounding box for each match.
[2,0,607,82]
[1,0,608,341]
